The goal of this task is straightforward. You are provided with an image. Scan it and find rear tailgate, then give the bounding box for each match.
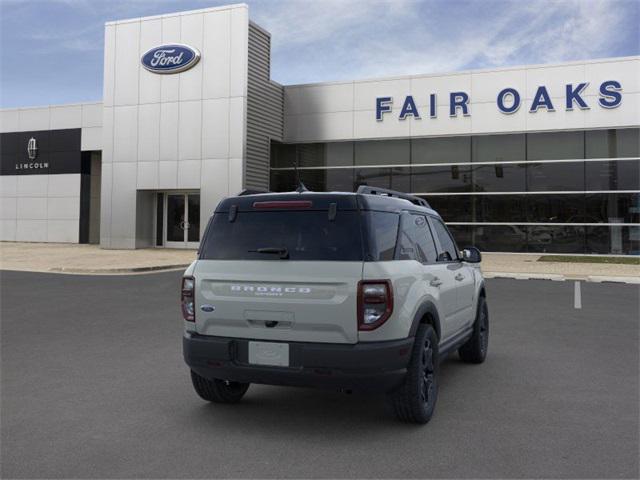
[194,260,362,343]
[193,195,365,344]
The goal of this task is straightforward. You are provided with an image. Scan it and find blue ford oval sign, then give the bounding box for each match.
[141,44,200,74]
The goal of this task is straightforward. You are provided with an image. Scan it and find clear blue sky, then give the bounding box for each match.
[1,0,638,108]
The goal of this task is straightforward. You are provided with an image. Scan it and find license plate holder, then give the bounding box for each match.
[248,341,290,367]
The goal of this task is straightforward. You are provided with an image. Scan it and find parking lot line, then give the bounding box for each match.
[574,281,582,309]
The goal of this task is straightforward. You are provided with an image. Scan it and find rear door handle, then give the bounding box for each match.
[455,273,465,281]
[430,277,443,287]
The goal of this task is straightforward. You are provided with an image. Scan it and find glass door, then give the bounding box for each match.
[164,193,200,248]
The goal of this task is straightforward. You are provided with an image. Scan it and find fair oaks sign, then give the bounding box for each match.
[376,80,623,121]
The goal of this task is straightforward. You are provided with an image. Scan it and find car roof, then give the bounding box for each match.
[215,190,441,217]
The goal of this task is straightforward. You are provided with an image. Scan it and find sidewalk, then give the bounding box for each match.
[0,242,196,274]
[481,253,640,283]
[0,242,638,281]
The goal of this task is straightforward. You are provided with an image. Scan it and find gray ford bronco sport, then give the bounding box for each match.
[182,186,488,424]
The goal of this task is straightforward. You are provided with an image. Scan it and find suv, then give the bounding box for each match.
[182,186,488,424]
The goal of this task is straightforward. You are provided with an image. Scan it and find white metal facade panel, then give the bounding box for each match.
[0,173,81,243]
[99,4,250,248]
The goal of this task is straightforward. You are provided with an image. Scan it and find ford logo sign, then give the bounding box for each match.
[141,44,200,74]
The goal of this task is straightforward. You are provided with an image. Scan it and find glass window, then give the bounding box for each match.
[325,142,354,166]
[475,194,528,223]
[472,225,528,252]
[297,170,327,192]
[526,194,585,223]
[423,196,474,222]
[396,214,438,263]
[472,163,526,192]
[270,142,296,168]
[472,134,525,162]
[411,165,473,193]
[527,131,584,160]
[585,160,640,191]
[430,217,459,261]
[447,225,473,249]
[586,226,640,255]
[585,192,640,224]
[526,226,585,254]
[326,168,354,192]
[365,211,399,261]
[585,128,640,158]
[354,139,409,166]
[271,142,354,169]
[527,161,585,191]
[200,211,363,261]
[270,170,296,192]
[412,136,471,164]
[354,167,410,192]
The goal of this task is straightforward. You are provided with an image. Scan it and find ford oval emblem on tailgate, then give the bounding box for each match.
[200,305,215,312]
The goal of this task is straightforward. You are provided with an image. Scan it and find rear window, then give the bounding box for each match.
[199,211,364,261]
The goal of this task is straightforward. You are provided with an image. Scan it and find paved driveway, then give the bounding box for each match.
[1,271,638,478]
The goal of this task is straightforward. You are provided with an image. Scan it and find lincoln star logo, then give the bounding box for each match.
[27,137,38,160]
[141,44,200,74]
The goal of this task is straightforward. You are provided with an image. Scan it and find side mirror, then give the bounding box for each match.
[461,246,482,263]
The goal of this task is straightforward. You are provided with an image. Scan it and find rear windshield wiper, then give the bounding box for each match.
[248,247,290,259]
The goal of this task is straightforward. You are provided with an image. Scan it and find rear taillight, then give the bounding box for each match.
[357,280,393,331]
[181,276,195,322]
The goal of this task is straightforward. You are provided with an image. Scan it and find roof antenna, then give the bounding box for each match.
[294,155,308,193]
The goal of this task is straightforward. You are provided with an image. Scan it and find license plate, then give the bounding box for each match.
[248,341,289,367]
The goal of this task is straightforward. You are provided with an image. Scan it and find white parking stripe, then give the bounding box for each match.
[574,281,582,309]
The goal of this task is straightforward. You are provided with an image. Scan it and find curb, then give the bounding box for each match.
[48,264,191,274]
[483,271,640,284]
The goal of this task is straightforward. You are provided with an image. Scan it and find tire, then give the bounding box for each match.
[190,370,250,403]
[387,324,439,424]
[458,295,489,364]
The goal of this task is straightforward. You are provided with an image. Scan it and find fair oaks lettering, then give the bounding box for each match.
[376,80,623,121]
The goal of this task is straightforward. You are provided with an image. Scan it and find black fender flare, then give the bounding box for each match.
[478,279,486,299]
[408,301,442,340]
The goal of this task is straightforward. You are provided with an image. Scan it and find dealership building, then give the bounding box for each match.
[1,3,638,254]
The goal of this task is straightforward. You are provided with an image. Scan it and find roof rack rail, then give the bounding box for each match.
[238,189,270,196]
[356,185,431,208]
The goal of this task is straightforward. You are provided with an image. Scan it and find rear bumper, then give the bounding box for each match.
[183,332,414,392]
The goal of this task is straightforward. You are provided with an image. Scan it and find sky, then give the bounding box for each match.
[0,0,638,108]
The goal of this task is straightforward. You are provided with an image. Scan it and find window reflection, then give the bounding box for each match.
[527,162,585,191]
[354,167,411,192]
[585,128,640,158]
[527,194,584,222]
[412,137,471,164]
[526,226,585,253]
[585,193,640,224]
[586,160,640,191]
[473,134,525,162]
[472,163,526,192]
[527,131,584,160]
[412,165,473,193]
[355,140,409,166]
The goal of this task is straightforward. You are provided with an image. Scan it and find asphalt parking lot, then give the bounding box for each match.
[1,270,638,479]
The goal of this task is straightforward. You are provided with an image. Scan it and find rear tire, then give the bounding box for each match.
[190,370,250,403]
[387,324,439,424]
[458,296,489,364]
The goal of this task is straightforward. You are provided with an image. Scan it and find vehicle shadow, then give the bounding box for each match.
[183,355,473,435]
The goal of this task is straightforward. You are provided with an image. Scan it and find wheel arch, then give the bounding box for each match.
[408,301,442,340]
